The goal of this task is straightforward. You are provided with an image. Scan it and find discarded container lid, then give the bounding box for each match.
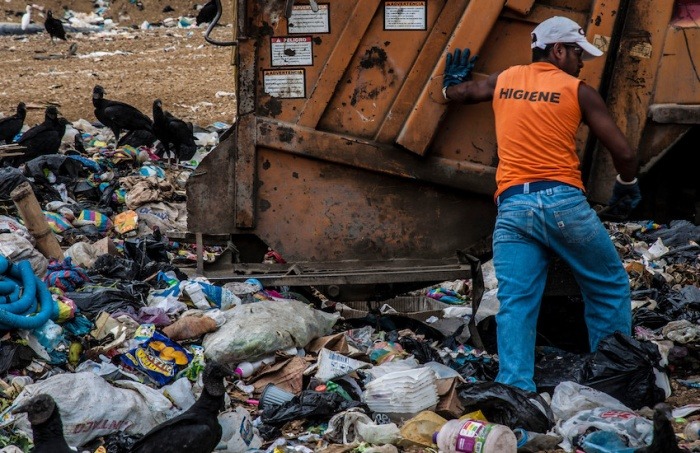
[259,383,295,411]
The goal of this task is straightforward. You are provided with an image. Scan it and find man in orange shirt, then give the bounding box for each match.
[443,16,641,392]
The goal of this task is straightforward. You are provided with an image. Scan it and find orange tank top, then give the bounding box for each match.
[492,62,585,200]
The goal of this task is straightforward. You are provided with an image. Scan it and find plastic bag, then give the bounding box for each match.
[10,372,175,447]
[573,333,668,410]
[119,330,192,386]
[218,407,263,452]
[0,233,48,276]
[556,407,653,452]
[0,343,34,375]
[456,382,554,433]
[203,299,338,364]
[261,390,358,426]
[65,286,144,319]
[550,381,632,423]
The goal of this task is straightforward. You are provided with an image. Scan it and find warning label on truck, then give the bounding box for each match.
[288,3,330,34]
[271,36,314,66]
[384,1,426,30]
[263,69,306,98]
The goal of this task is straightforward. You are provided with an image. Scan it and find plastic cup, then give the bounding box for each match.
[259,383,295,410]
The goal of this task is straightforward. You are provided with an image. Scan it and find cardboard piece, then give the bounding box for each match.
[307,333,351,355]
[250,355,308,395]
[435,377,465,419]
[93,236,118,256]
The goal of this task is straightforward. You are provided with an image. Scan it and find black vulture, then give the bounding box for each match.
[196,0,216,25]
[0,102,26,144]
[152,99,197,163]
[12,394,73,453]
[636,403,687,453]
[93,85,153,145]
[7,107,69,166]
[44,10,67,43]
[130,362,232,453]
[74,133,86,154]
[117,129,158,149]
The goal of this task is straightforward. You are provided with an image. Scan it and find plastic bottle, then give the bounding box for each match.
[234,356,275,378]
[685,420,700,441]
[433,419,517,453]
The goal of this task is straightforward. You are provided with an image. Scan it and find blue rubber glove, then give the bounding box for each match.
[607,175,641,217]
[443,48,478,89]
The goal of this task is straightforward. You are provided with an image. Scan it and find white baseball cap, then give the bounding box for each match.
[531,16,603,60]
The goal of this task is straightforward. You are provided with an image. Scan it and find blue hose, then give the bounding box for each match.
[0,256,58,330]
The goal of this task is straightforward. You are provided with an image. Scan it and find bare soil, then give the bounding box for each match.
[0,0,236,129]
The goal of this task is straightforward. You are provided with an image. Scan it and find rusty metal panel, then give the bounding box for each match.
[374,0,468,143]
[578,0,621,90]
[316,1,446,139]
[297,0,383,128]
[252,148,496,262]
[235,114,257,228]
[396,0,506,155]
[652,27,700,104]
[505,0,536,15]
[186,128,237,233]
[256,118,497,194]
[587,0,675,203]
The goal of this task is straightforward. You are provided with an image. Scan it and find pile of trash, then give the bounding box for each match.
[1,121,700,451]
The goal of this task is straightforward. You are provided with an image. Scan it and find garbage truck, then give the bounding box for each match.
[186,0,700,302]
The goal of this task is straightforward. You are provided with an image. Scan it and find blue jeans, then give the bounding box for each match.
[492,185,632,392]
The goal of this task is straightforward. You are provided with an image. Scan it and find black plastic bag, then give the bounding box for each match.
[65,286,144,319]
[92,255,140,281]
[0,167,28,198]
[0,343,35,374]
[632,307,672,330]
[534,348,583,394]
[573,332,666,410]
[398,336,444,364]
[124,230,170,264]
[261,391,359,426]
[456,382,554,433]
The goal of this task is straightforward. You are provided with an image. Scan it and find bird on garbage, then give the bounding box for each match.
[0,102,26,144]
[12,393,73,453]
[44,10,67,43]
[130,361,232,453]
[635,403,687,453]
[73,132,86,154]
[196,0,216,25]
[92,85,153,145]
[6,107,70,167]
[21,5,32,30]
[152,99,197,163]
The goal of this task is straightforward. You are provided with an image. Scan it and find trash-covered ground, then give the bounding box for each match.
[1,118,700,453]
[0,0,234,129]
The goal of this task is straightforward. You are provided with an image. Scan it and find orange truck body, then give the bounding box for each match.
[187,0,699,268]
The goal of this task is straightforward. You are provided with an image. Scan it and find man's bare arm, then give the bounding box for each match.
[445,72,500,104]
[579,83,637,181]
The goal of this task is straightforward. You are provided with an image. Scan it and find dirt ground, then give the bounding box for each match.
[0,0,236,129]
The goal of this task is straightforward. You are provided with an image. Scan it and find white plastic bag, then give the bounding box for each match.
[218,407,263,452]
[551,381,632,422]
[203,299,338,365]
[11,372,175,447]
[555,407,653,452]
